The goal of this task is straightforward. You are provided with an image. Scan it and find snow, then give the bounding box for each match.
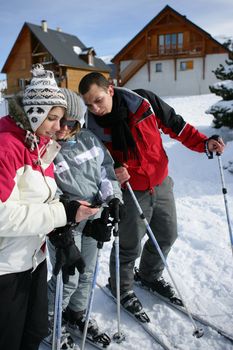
[206,100,233,115]
[99,55,113,64]
[0,99,7,116]
[40,93,233,350]
[212,80,233,90]
[73,46,82,55]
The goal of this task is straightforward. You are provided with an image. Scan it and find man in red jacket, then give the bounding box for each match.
[79,72,225,322]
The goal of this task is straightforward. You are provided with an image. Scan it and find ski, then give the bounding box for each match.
[134,281,233,343]
[97,282,174,350]
[67,324,108,350]
[41,335,80,350]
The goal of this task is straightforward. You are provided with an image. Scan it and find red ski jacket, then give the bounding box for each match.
[87,88,208,191]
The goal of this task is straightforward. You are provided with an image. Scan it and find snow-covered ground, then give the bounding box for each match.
[39,93,233,350]
[0,98,8,116]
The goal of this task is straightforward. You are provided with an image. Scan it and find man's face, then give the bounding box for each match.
[82,84,114,116]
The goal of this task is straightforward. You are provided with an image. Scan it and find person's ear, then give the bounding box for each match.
[108,85,114,97]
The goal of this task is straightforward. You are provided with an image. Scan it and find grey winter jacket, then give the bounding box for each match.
[54,128,122,219]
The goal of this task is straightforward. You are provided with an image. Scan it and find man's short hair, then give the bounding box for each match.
[79,72,110,95]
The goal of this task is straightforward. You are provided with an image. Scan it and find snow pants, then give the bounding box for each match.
[47,228,98,313]
[0,260,48,350]
[109,176,178,294]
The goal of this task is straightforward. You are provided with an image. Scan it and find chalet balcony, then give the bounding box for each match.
[118,41,205,85]
[148,42,204,59]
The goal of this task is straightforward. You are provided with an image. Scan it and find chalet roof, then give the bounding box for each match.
[2,22,110,73]
[112,5,230,61]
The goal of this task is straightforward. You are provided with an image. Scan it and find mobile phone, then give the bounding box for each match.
[89,204,101,208]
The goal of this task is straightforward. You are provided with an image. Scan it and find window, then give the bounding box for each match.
[178,33,183,49]
[155,63,162,72]
[159,35,164,54]
[171,33,176,49]
[18,78,25,89]
[180,60,193,71]
[158,33,183,54]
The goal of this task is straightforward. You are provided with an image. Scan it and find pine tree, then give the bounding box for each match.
[206,57,233,128]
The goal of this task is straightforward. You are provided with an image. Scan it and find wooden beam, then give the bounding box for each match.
[32,42,40,54]
[174,58,177,80]
[32,52,48,56]
[202,56,205,80]
[147,60,151,82]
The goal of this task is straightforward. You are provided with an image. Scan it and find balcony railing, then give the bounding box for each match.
[119,50,146,84]
[148,42,204,58]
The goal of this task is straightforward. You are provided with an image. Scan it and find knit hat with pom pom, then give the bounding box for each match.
[22,64,67,131]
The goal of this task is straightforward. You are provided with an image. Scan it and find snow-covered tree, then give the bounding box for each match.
[222,38,233,52]
[206,59,233,128]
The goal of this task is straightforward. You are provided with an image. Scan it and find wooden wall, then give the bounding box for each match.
[6,27,32,94]
[66,68,109,91]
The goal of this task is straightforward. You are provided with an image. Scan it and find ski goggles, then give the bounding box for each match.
[60,119,78,129]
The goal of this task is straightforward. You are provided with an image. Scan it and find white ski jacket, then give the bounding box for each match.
[0,116,67,275]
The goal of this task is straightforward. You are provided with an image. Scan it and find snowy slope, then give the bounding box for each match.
[40,94,233,350]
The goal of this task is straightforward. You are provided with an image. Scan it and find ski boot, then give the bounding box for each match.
[64,307,111,348]
[134,267,183,306]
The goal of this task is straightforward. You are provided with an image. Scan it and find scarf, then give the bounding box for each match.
[91,89,137,161]
[24,130,40,151]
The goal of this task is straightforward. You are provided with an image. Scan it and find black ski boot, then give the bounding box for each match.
[64,307,111,348]
[107,278,150,323]
[134,267,183,306]
[42,312,80,350]
[120,290,150,323]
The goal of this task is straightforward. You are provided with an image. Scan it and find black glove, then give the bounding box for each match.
[49,226,86,283]
[83,207,112,242]
[108,198,126,223]
[205,134,220,159]
[60,195,81,224]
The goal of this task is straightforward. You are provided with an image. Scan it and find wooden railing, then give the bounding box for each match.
[120,50,146,85]
[148,41,204,58]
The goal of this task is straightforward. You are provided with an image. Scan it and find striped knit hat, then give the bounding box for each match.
[23,64,67,131]
[60,88,86,123]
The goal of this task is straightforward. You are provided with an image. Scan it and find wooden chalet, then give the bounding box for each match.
[112,5,232,96]
[2,20,111,95]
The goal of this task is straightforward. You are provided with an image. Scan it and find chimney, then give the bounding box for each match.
[56,27,62,32]
[41,20,48,32]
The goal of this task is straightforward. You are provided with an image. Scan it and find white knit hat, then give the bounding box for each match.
[60,88,86,123]
[23,64,67,131]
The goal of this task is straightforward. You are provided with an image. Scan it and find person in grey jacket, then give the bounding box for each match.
[47,88,123,348]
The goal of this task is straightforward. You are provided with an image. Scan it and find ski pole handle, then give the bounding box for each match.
[97,241,104,249]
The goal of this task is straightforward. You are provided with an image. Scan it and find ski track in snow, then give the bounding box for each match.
[39,94,233,350]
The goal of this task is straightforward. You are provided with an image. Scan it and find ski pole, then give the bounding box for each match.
[81,241,103,350]
[125,181,204,338]
[113,222,126,343]
[217,154,233,257]
[52,270,63,350]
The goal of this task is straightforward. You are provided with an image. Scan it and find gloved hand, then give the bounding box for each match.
[108,198,126,223]
[49,226,86,284]
[60,197,81,224]
[205,134,224,159]
[83,207,112,242]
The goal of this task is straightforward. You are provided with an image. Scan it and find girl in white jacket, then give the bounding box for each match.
[0,65,98,350]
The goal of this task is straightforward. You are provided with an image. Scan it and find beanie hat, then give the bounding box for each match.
[60,88,86,123]
[22,64,67,131]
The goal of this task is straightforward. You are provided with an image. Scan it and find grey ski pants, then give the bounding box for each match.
[47,228,97,313]
[109,176,177,294]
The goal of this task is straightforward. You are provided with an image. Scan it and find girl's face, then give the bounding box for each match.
[55,118,78,140]
[36,107,65,138]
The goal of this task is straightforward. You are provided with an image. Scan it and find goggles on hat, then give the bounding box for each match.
[60,119,78,129]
